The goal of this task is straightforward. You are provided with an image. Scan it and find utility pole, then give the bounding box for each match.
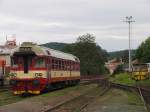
[124,16,135,72]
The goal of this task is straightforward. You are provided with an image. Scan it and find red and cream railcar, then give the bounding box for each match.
[9,42,80,95]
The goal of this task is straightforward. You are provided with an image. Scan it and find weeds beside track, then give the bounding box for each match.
[110,82,150,112]
[44,78,109,112]
[44,85,110,112]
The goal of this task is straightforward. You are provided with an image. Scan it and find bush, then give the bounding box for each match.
[112,73,136,86]
[113,64,124,74]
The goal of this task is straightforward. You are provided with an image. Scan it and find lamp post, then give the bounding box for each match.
[124,16,135,72]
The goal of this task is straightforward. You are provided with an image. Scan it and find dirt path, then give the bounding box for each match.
[82,88,146,112]
[0,84,97,112]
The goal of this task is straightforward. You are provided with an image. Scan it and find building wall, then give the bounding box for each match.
[0,55,10,66]
[105,62,122,74]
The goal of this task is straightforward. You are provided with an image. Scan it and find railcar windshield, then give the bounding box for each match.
[34,58,46,68]
[11,55,35,73]
[11,57,23,68]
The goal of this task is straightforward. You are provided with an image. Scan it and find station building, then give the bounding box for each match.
[0,39,17,67]
[105,58,123,74]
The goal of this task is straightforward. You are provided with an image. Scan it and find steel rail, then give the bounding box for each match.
[110,82,150,112]
[43,78,109,112]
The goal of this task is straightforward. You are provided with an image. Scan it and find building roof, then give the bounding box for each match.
[107,58,122,63]
[0,47,11,55]
[132,59,140,65]
[0,39,17,55]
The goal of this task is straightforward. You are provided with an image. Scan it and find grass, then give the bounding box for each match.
[0,91,26,106]
[110,72,150,86]
[137,79,150,86]
[0,84,97,106]
[50,86,103,112]
[107,89,143,106]
[125,91,143,106]
[30,84,97,102]
[40,84,93,97]
[110,73,136,86]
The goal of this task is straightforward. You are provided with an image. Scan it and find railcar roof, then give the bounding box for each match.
[11,42,80,62]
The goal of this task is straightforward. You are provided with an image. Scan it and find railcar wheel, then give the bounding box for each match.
[68,80,73,86]
[65,81,68,87]
[22,93,30,97]
[42,84,51,93]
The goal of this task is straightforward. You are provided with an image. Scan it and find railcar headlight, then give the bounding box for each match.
[9,80,17,85]
[33,80,40,86]
[10,73,17,78]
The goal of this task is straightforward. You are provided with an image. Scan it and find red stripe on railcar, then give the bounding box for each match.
[11,76,80,83]
[10,68,47,71]
[10,76,80,93]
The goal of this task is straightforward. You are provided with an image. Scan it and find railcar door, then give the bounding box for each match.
[23,56,29,73]
[47,57,51,81]
[23,56,33,74]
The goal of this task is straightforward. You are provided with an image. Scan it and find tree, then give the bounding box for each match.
[121,50,129,63]
[63,33,107,76]
[76,33,95,43]
[135,37,150,63]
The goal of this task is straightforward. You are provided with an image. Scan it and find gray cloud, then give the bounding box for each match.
[0,0,149,51]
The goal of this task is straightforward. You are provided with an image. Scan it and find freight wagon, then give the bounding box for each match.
[132,63,150,80]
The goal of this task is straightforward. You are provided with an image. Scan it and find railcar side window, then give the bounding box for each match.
[35,58,45,68]
[55,60,59,69]
[70,61,73,70]
[67,61,70,70]
[65,61,68,70]
[62,61,65,70]
[52,59,55,69]
[58,60,61,69]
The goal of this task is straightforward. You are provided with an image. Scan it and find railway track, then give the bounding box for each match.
[80,77,108,86]
[0,89,9,92]
[43,77,110,112]
[44,78,109,112]
[44,84,110,112]
[138,87,150,112]
[0,77,108,108]
[0,76,106,94]
[139,88,150,104]
[110,82,150,112]
[0,77,149,112]
[41,77,109,112]
[0,86,10,92]
[2,77,149,112]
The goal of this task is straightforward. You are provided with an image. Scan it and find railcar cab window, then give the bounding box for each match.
[11,57,23,68]
[11,57,18,68]
[34,58,46,68]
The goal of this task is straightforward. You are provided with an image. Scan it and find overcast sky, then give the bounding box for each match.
[0,0,150,51]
